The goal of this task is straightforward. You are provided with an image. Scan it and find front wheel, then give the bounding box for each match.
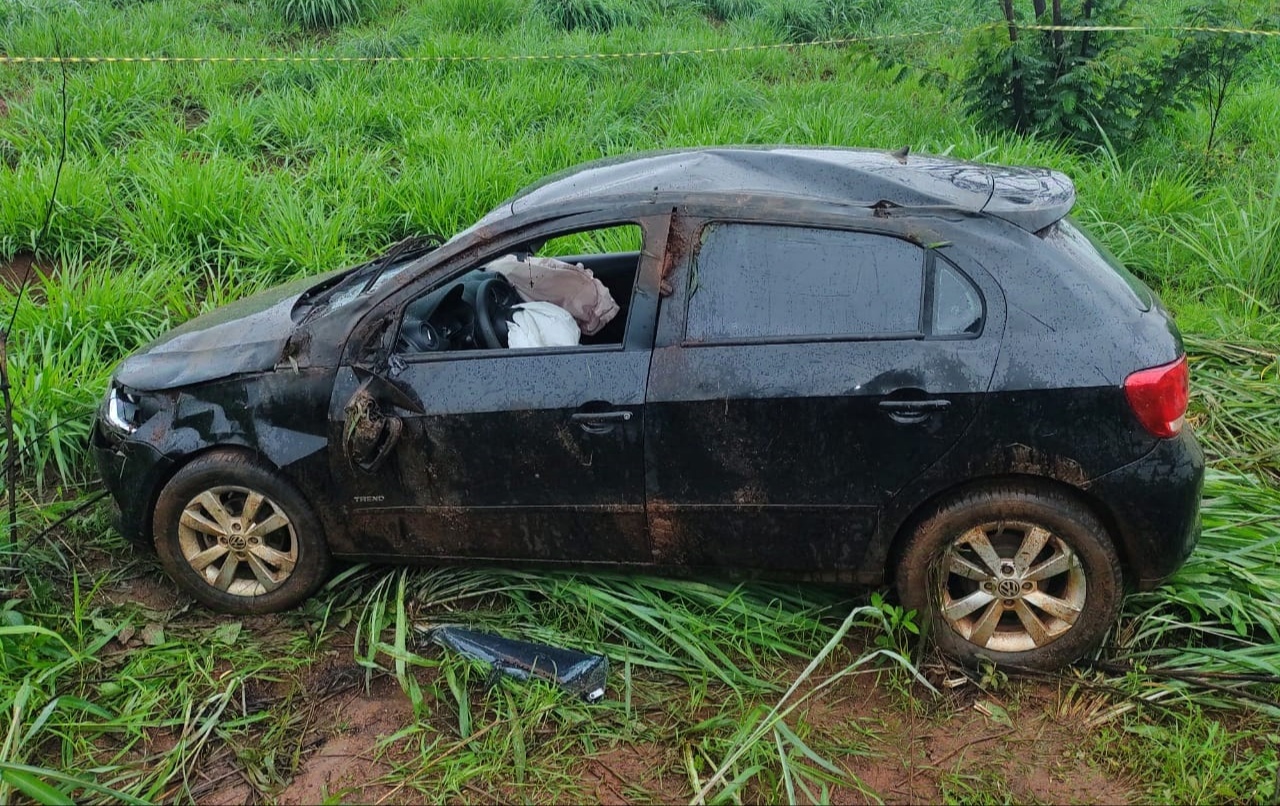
[895,484,1123,671]
[153,450,331,614]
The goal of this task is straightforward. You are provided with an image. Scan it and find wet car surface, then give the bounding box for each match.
[94,146,1204,670]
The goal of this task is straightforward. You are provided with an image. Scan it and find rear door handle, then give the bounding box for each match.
[570,410,632,434]
[877,400,951,412]
[878,398,951,425]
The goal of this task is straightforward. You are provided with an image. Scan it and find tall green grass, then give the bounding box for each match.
[0,0,1278,801]
[1119,469,1280,677]
[1185,333,1280,483]
[535,0,657,32]
[0,514,323,803]
[1171,166,1280,317]
[269,0,379,29]
[0,252,199,486]
[1,0,1276,493]
[1102,331,1280,717]
[761,0,885,43]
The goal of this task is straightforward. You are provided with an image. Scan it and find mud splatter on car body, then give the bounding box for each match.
[94,147,1202,634]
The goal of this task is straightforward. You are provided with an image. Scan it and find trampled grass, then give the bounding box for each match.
[1,0,1279,802]
[1119,469,1280,688]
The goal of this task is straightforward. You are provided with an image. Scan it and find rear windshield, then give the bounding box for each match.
[1041,219,1154,311]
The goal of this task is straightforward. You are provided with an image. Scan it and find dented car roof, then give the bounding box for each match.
[508,146,1076,233]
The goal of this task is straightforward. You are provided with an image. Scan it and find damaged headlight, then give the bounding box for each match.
[103,385,142,434]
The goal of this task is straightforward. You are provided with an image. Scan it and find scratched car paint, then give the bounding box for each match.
[94,146,1204,670]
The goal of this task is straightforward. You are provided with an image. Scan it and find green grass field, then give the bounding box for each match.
[1,0,1279,802]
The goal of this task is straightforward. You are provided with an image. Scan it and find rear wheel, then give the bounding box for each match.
[895,484,1123,670]
[153,450,330,614]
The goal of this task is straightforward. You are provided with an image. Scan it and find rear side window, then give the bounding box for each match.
[685,224,925,343]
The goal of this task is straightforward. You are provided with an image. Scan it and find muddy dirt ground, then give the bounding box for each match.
[95,564,1136,805]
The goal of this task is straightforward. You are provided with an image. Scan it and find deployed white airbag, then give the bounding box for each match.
[507,301,581,349]
[489,255,620,336]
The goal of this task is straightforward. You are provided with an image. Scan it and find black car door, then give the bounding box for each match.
[645,218,1004,576]
[330,217,667,565]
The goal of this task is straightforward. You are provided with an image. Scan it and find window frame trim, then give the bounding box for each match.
[397,341,624,365]
[390,220,655,362]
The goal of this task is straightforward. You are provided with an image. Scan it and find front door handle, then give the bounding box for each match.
[570,410,632,434]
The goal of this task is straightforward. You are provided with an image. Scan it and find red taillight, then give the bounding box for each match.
[1123,355,1189,438]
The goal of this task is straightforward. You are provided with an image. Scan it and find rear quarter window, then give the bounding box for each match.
[932,261,983,336]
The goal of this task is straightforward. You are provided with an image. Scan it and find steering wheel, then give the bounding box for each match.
[401,320,442,352]
[473,275,521,349]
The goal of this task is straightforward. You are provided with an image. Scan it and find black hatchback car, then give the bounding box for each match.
[95,147,1203,670]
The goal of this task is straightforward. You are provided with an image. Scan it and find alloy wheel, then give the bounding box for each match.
[937,521,1087,653]
[177,485,298,597]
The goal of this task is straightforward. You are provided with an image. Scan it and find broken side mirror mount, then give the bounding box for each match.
[343,370,423,473]
[354,365,424,414]
[342,380,402,473]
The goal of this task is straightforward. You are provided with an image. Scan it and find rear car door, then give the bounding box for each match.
[645,219,1004,576]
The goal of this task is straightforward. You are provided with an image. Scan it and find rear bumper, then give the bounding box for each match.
[1088,428,1204,589]
[92,415,173,549]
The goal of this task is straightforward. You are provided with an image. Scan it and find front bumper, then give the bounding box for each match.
[1088,428,1205,589]
[92,415,174,548]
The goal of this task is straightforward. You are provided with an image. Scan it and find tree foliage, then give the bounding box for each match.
[1162,1,1273,153]
[962,0,1275,150]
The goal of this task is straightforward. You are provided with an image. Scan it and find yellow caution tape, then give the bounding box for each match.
[0,23,1274,65]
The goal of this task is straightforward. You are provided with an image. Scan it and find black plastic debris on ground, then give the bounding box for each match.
[421,625,609,703]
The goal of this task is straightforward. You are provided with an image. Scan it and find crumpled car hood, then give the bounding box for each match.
[115,272,333,392]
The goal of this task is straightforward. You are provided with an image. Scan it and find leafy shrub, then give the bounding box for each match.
[269,0,377,29]
[962,0,1150,147]
[1158,1,1276,153]
[962,0,1276,150]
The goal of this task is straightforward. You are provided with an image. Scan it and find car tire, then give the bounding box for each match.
[153,449,331,614]
[895,483,1123,671]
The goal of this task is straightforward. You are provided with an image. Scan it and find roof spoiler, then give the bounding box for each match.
[974,164,1075,232]
[861,154,1076,232]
